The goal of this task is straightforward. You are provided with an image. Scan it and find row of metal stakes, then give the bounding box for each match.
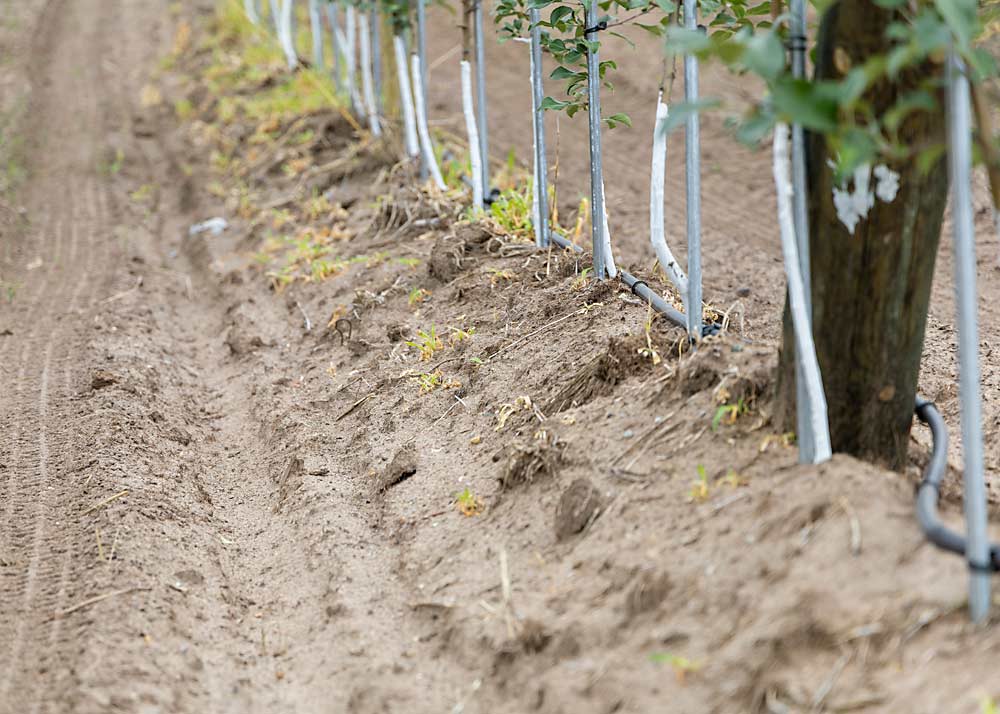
[245,0,992,623]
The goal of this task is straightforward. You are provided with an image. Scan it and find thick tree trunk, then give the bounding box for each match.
[776,0,949,470]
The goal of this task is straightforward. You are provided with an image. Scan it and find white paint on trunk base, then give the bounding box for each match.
[358,14,381,136]
[393,36,419,159]
[270,0,280,34]
[410,54,446,189]
[831,161,900,234]
[649,95,689,311]
[244,0,260,24]
[278,0,298,70]
[309,0,324,70]
[600,180,617,278]
[774,123,832,464]
[344,7,364,118]
[461,60,484,210]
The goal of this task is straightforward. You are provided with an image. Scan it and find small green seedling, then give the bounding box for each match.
[448,325,476,346]
[712,397,749,431]
[415,370,442,393]
[570,267,592,291]
[406,327,443,361]
[689,464,710,503]
[454,488,484,516]
[408,287,431,307]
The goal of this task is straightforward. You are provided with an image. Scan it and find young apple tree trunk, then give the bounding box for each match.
[776,0,949,470]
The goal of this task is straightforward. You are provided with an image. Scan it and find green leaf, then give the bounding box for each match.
[539,96,571,112]
[550,66,585,80]
[664,26,711,55]
[934,0,978,50]
[916,142,947,175]
[740,31,785,81]
[829,127,878,181]
[656,98,722,136]
[549,5,574,26]
[770,77,838,133]
[606,112,632,128]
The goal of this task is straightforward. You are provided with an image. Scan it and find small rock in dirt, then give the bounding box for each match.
[174,569,205,587]
[167,426,193,446]
[736,286,752,298]
[0,328,12,337]
[624,570,672,619]
[376,444,418,493]
[91,369,118,390]
[554,478,603,540]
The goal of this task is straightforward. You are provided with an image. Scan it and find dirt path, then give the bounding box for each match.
[2,2,471,710]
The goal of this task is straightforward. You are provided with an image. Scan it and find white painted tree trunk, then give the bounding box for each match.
[599,179,617,278]
[279,0,298,69]
[394,36,419,159]
[244,0,260,24]
[308,0,323,69]
[270,0,281,34]
[773,123,832,464]
[344,6,364,118]
[461,60,484,210]
[358,14,381,136]
[649,94,689,309]
[410,54,445,189]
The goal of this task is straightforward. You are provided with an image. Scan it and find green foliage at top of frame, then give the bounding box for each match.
[494,0,1000,180]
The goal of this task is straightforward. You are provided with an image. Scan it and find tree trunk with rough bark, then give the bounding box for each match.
[776,0,949,470]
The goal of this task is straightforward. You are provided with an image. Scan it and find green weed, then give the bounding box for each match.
[406,327,443,361]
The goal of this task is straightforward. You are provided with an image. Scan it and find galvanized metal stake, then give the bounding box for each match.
[417,0,429,180]
[683,0,702,337]
[789,0,816,463]
[529,8,550,248]
[474,0,490,202]
[585,0,606,278]
[947,52,991,624]
[370,6,382,115]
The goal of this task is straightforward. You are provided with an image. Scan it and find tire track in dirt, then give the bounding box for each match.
[0,0,130,707]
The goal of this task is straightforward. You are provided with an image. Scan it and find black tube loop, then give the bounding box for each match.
[583,20,607,35]
[915,399,1000,572]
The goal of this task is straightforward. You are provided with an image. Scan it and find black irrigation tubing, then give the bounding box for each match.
[547,233,717,336]
[915,398,1000,572]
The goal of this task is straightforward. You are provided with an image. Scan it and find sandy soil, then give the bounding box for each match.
[1,2,1000,713]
